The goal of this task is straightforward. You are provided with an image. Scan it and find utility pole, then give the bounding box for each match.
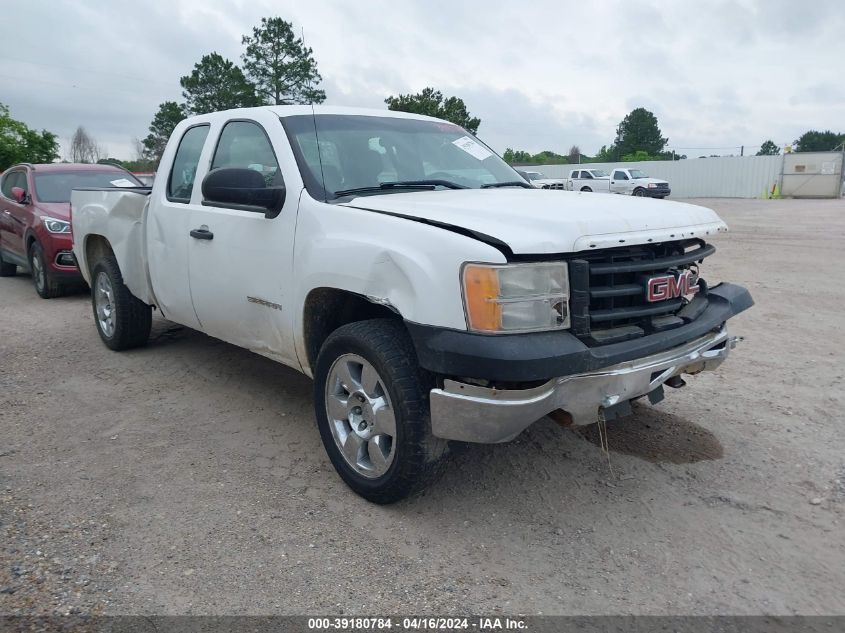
[740,145,744,157]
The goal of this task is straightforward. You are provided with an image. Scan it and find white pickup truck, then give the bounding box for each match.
[565,168,612,193]
[517,170,567,190]
[71,106,752,503]
[609,168,671,198]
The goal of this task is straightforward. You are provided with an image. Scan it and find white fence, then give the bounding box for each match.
[530,155,786,198]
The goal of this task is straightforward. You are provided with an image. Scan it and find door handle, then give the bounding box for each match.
[190,228,214,240]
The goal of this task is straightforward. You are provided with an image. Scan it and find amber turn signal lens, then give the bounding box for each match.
[463,265,502,331]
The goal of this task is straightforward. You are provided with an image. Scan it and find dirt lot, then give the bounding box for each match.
[1,198,844,616]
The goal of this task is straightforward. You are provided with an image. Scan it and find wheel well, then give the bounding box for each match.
[580,186,591,191]
[84,235,114,272]
[25,232,37,252]
[303,288,402,372]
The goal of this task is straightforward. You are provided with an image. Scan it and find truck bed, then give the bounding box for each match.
[71,187,155,305]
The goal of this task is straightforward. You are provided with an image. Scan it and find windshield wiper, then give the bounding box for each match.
[334,179,468,198]
[481,181,533,189]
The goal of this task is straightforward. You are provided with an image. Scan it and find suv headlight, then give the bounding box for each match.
[43,217,71,234]
[462,262,570,333]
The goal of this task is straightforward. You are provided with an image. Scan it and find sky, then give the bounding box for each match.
[3,0,843,161]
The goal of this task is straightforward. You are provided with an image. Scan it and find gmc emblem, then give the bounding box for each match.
[646,270,699,302]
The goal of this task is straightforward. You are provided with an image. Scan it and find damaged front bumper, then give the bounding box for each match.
[430,327,738,443]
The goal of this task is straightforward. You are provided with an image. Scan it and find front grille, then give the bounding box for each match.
[567,239,714,345]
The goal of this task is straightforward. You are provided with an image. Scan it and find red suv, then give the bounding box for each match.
[0,163,143,298]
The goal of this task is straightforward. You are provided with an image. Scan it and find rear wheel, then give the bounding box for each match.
[580,186,592,192]
[0,251,16,276]
[91,255,151,350]
[314,319,448,504]
[29,242,64,299]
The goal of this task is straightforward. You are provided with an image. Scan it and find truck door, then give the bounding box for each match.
[610,170,630,194]
[145,124,209,329]
[186,117,300,367]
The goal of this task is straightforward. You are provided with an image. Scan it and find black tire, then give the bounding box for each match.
[90,255,152,350]
[29,241,64,299]
[633,188,647,197]
[314,319,449,504]
[0,251,16,276]
[580,186,592,192]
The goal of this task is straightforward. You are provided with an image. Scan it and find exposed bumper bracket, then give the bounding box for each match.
[430,327,736,443]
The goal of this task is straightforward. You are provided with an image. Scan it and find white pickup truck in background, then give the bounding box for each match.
[516,169,567,190]
[609,168,671,198]
[71,106,752,503]
[565,168,612,193]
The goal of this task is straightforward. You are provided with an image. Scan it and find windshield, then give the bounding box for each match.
[629,169,648,179]
[282,114,524,200]
[590,170,610,178]
[33,171,143,203]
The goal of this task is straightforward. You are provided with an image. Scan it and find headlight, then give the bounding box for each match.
[462,262,570,333]
[647,183,657,188]
[43,217,71,234]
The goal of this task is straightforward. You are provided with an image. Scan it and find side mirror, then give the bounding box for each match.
[201,167,285,219]
[11,187,28,205]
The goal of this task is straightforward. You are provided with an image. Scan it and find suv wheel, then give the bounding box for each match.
[314,319,449,504]
[29,242,64,299]
[91,255,152,350]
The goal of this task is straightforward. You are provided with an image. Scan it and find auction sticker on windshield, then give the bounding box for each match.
[452,135,493,161]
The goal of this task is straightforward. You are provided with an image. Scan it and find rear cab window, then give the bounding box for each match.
[168,125,210,203]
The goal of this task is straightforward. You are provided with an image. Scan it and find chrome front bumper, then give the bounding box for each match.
[430,327,738,443]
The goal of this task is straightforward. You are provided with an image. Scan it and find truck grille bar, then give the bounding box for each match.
[568,239,716,345]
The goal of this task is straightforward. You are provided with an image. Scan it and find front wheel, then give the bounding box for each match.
[29,241,64,299]
[633,188,647,197]
[314,319,448,504]
[91,255,152,350]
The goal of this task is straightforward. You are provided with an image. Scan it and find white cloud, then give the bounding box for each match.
[4,0,842,160]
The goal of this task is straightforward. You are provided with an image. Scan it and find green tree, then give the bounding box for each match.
[594,144,617,162]
[180,53,261,115]
[794,130,844,152]
[614,108,668,158]
[0,103,59,170]
[756,140,780,156]
[622,150,661,162]
[142,101,187,163]
[385,88,481,134]
[241,17,325,105]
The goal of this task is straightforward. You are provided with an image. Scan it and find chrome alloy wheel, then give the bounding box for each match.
[31,251,45,292]
[325,353,397,478]
[94,271,116,338]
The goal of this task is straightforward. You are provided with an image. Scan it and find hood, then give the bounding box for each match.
[36,201,71,220]
[635,177,669,185]
[341,189,727,255]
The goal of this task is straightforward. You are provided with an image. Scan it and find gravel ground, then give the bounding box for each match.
[1,198,844,616]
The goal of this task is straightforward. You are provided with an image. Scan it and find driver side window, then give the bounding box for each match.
[211,120,283,188]
[1,171,26,200]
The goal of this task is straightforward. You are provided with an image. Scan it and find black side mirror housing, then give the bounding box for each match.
[201,167,285,219]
